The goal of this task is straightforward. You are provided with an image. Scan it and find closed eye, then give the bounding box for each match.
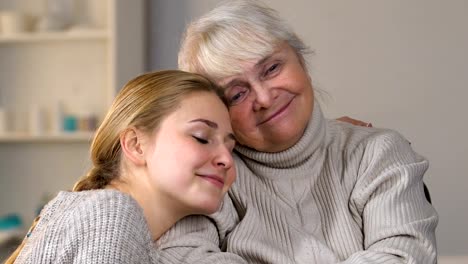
[193,136,209,144]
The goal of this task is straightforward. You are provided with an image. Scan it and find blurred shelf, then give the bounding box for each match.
[0,132,94,143]
[0,29,109,43]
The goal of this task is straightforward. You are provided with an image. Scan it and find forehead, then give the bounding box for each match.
[199,39,278,80]
[217,43,293,86]
[169,92,231,128]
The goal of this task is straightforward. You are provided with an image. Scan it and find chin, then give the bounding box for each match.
[265,120,307,148]
[262,131,303,152]
[197,205,220,215]
[193,198,222,215]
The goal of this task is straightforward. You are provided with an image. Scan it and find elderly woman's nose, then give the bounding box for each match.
[252,84,274,111]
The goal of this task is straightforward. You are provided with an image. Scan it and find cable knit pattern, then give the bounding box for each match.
[14,189,159,263]
[157,101,438,264]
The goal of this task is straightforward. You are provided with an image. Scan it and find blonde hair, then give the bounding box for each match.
[4,70,224,263]
[178,0,311,82]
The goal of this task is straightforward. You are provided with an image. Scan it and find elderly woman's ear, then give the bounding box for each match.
[336,116,372,127]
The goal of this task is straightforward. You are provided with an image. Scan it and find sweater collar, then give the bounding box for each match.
[234,100,326,170]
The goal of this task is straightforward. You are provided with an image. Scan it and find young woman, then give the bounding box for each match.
[6,70,236,263]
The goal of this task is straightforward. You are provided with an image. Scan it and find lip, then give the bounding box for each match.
[198,174,225,189]
[257,96,294,126]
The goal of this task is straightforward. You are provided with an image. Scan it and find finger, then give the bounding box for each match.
[336,116,372,127]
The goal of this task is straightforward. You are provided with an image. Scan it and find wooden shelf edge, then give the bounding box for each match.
[0,29,109,43]
[0,132,94,143]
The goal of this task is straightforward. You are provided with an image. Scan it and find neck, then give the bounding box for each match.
[108,175,187,241]
[235,100,326,172]
[134,191,185,241]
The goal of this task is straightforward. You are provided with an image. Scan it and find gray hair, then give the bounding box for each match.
[178,0,311,82]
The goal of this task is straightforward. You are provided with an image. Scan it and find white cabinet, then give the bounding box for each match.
[0,0,145,236]
[0,0,145,141]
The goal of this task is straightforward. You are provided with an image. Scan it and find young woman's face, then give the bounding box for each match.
[145,92,236,215]
[218,43,314,152]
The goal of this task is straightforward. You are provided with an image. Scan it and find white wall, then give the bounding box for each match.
[148,0,468,260]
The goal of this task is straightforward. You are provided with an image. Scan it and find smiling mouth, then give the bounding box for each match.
[257,97,294,125]
[199,175,225,189]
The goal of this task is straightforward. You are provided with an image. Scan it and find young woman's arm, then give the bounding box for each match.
[156,195,247,264]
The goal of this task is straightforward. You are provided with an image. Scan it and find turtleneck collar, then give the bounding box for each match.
[234,100,326,177]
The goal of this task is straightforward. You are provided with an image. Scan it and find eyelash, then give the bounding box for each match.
[193,136,209,144]
[229,90,247,105]
[225,62,281,105]
[264,63,280,77]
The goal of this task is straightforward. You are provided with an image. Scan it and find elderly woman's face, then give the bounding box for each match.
[218,43,314,152]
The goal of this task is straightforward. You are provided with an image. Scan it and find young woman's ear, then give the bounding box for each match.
[120,128,147,166]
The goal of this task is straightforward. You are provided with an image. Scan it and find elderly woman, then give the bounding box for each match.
[157,1,438,263]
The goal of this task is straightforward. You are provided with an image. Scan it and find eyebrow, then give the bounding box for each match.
[189,118,236,141]
[223,79,248,90]
[223,53,278,89]
[190,118,218,128]
[255,44,288,69]
[255,54,273,69]
[221,49,280,89]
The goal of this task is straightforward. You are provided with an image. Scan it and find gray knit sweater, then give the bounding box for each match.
[15,189,159,263]
[157,101,438,263]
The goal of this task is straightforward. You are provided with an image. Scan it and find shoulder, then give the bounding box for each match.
[327,120,428,180]
[73,189,149,233]
[53,189,143,218]
[38,190,142,224]
[64,190,154,260]
[328,121,429,190]
[327,119,417,156]
[46,190,152,248]
[82,189,142,213]
[20,190,154,263]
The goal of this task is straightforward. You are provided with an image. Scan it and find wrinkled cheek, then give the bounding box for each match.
[229,107,261,147]
[230,118,249,142]
[228,109,242,128]
[229,104,253,124]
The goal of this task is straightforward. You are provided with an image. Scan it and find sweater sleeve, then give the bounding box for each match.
[344,130,438,263]
[57,193,155,263]
[156,194,247,263]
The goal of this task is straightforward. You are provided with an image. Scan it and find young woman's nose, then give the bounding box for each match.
[213,146,234,170]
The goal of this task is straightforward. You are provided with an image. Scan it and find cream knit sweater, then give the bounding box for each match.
[157,101,438,264]
[15,189,159,263]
